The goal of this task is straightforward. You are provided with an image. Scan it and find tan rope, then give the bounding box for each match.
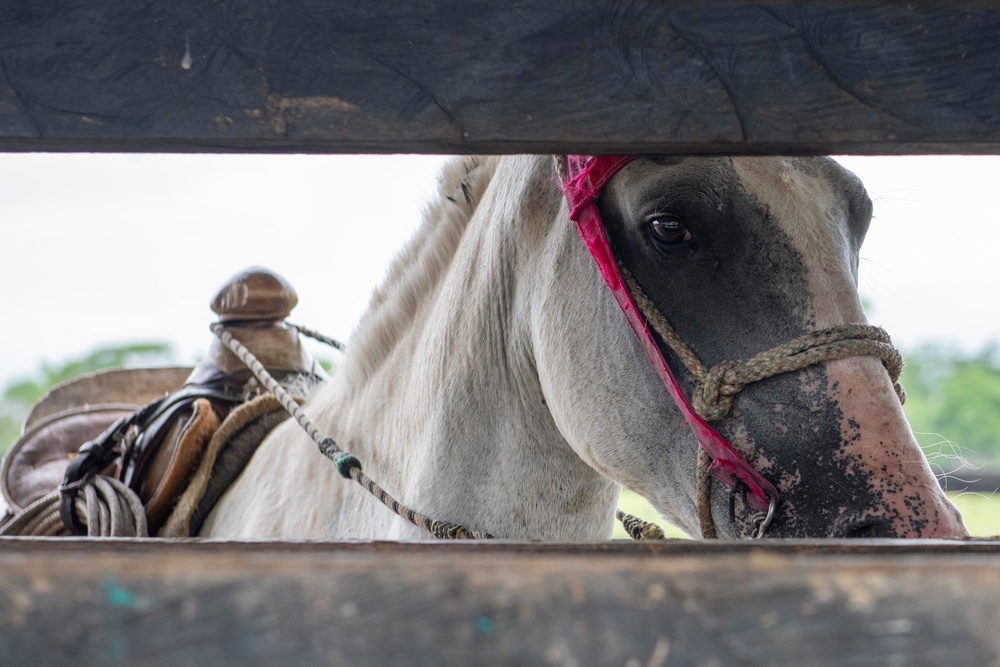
[696,449,717,539]
[211,324,492,540]
[0,491,67,536]
[693,329,904,421]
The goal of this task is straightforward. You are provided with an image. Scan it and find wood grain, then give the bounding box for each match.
[1,1,999,154]
[1,539,998,666]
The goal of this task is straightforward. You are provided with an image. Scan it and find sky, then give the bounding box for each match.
[0,153,998,389]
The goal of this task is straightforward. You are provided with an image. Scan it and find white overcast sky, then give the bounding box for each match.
[0,153,998,388]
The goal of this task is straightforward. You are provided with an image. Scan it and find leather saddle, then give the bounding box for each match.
[1,267,328,535]
[1,367,192,516]
[1,368,251,534]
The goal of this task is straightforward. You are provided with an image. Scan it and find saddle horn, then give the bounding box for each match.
[186,266,322,386]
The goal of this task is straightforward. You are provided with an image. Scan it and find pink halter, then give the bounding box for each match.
[560,155,777,513]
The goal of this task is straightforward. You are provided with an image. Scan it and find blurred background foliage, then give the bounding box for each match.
[901,343,1000,471]
[0,343,175,452]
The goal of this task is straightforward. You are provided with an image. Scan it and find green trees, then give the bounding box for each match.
[900,344,1000,471]
[0,343,174,454]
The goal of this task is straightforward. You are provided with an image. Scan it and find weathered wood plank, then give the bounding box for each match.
[2,1,1000,154]
[1,539,999,666]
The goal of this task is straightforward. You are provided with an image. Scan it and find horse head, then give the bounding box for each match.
[203,154,968,542]
[534,155,967,539]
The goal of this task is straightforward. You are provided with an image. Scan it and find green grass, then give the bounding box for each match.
[948,492,1000,537]
[615,489,1000,540]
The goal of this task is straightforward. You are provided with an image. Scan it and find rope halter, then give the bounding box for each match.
[559,155,905,538]
[625,269,906,420]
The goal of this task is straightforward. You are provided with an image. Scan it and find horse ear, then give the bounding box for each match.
[553,155,569,181]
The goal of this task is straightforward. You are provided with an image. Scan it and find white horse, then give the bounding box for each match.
[202,155,967,540]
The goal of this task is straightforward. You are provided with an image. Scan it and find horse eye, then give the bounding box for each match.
[648,214,693,246]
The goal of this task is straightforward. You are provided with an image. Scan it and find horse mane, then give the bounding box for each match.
[336,155,502,393]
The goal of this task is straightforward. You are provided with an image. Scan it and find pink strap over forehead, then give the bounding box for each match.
[561,155,777,513]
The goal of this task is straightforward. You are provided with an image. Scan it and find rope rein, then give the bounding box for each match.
[217,325,671,541]
[696,449,717,539]
[0,285,904,544]
[212,324,494,540]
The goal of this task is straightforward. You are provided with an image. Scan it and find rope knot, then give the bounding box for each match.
[693,360,745,422]
[317,437,362,479]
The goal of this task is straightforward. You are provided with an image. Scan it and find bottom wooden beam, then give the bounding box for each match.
[0,539,997,666]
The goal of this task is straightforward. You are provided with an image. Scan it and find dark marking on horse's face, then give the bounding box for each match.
[601,157,816,357]
[597,156,966,539]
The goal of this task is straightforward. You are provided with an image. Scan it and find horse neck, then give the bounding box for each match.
[326,155,620,540]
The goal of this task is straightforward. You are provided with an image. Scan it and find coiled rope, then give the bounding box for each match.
[0,476,146,537]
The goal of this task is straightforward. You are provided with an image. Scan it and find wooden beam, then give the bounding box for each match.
[1,539,999,665]
[2,1,1000,154]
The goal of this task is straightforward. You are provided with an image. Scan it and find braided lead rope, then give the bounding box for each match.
[288,322,347,352]
[220,323,670,541]
[210,324,492,540]
[615,509,666,540]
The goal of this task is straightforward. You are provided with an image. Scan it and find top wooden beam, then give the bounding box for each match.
[1,1,999,155]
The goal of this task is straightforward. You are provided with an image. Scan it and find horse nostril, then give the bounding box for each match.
[837,517,895,539]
